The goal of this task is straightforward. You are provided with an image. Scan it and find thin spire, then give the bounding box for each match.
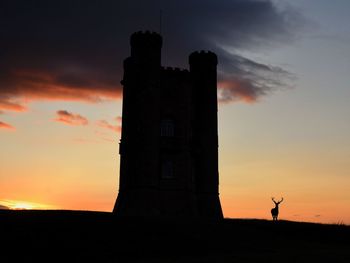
[159,9,162,35]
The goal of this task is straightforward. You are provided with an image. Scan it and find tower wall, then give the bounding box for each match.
[158,67,197,216]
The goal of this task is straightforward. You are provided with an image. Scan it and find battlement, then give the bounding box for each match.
[189,50,218,66]
[130,30,163,48]
[161,67,190,80]
[162,66,189,73]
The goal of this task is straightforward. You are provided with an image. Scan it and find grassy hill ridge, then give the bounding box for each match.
[1,210,349,262]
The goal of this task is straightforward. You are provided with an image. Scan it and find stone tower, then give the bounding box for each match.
[113,31,223,218]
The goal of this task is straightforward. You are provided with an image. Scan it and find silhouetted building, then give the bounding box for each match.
[113,31,223,218]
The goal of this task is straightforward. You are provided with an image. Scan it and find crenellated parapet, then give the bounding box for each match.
[130,30,163,49]
[189,50,218,67]
[161,66,190,78]
[129,31,162,68]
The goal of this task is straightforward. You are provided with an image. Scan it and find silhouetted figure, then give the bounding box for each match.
[113,31,223,218]
[271,197,283,221]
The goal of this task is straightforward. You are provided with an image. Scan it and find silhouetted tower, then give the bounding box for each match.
[189,51,222,217]
[113,31,223,218]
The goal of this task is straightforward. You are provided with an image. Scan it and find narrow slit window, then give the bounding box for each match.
[160,119,174,137]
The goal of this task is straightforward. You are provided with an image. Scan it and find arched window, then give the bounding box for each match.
[161,160,174,179]
[160,118,174,137]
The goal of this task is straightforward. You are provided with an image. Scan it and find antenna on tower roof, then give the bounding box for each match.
[159,9,162,35]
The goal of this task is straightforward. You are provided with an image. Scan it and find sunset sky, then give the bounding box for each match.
[1,0,349,224]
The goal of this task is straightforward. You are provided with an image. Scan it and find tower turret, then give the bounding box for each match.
[189,51,223,218]
[114,31,163,216]
[130,30,162,68]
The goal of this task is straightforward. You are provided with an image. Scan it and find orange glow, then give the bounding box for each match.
[12,202,35,210]
[218,80,258,103]
[0,69,122,113]
[11,69,122,102]
[0,199,55,210]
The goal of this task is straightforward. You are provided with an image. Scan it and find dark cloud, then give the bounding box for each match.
[0,0,303,109]
[218,52,294,102]
[54,110,88,126]
[0,121,15,130]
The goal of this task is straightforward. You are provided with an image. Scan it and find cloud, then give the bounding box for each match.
[0,69,121,112]
[0,0,304,108]
[218,52,294,103]
[0,204,10,210]
[96,117,122,133]
[54,110,89,126]
[0,98,27,112]
[0,121,16,131]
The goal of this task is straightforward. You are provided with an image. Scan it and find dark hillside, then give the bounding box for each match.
[1,210,349,262]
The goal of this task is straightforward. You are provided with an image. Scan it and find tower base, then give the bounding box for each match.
[113,189,223,219]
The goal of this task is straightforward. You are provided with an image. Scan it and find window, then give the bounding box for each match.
[160,119,174,137]
[161,160,174,179]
